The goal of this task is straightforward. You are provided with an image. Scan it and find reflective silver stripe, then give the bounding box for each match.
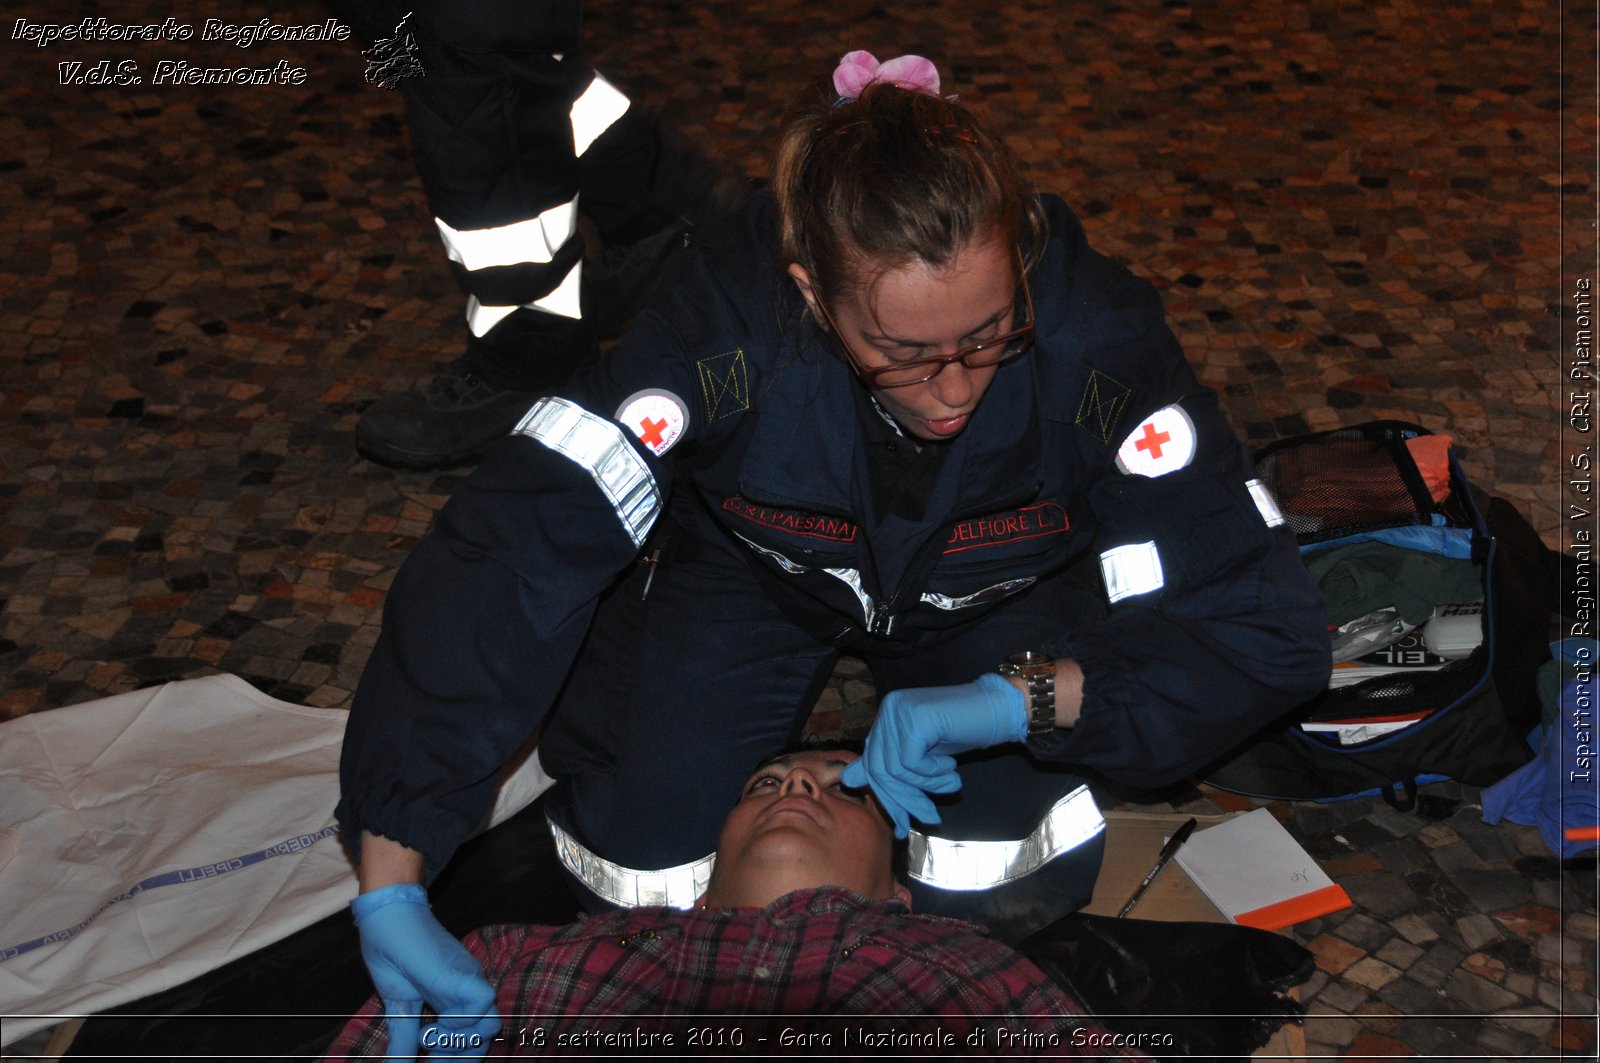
[464,258,585,335]
[921,577,1037,611]
[549,817,713,909]
[1247,478,1286,527]
[907,785,1104,891]
[822,565,876,625]
[570,72,630,156]
[514,398,660,547]
[1100,540,1164,602]
[728,532,880,626]
[435,199,578,273]
[730,530,810,574]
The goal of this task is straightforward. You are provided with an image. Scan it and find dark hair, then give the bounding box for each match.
[773,81,1046,301]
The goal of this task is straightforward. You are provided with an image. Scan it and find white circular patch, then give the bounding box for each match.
[616,389,689,457]
[1114,404,1197,477]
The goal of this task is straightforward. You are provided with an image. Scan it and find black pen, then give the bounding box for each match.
[1116,816,1197,918]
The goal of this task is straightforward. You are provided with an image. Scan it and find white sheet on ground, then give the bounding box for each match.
[0,674,553,1045]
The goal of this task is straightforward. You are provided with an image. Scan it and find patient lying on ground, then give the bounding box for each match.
[325,750,1149,1059]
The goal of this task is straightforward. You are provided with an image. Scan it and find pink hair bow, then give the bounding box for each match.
[832,50,941,100]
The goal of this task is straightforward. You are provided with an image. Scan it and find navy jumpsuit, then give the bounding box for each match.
[336,193,1331,936]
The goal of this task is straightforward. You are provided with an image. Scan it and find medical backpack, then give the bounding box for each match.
[1202,421,1556,809]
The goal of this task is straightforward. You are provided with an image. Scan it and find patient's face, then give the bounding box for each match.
[703,750,907,909]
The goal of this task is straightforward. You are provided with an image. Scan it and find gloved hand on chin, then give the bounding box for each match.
[351,883,501,1060]
[840,673,1028,838]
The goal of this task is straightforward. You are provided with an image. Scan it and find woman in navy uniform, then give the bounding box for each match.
[338,51,1329,1055]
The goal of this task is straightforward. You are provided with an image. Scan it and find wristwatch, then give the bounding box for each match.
[999,651,1057,735]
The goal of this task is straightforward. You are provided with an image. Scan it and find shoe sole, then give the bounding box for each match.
[354,431,500,471]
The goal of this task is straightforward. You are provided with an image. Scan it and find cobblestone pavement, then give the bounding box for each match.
[1,0,1595,1058]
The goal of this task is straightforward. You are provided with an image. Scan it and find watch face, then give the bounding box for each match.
[1007,651,1052,675]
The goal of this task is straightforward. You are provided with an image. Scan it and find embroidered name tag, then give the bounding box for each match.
[944,502,1069,554]
[722,497,858,543]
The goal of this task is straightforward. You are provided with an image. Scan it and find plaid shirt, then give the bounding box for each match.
[327,887,1151,1058]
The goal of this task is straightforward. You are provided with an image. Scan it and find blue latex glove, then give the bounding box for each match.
[841,673,1028,838]
[351,883,500,1060]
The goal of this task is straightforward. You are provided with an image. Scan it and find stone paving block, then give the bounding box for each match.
[1429,840,1488,873]
[1341,870,1421,920]
[1444,968,1524,1012]
[1532,879,1565,907]
[1341,1030,1415,1059]
[1301,1010,1361,1051]
[1453,867,1536,913]
[1364,836,1431,876]
[1456,913,1506,952]
[1404,1015,1497,1059]
[1317,978,1371,1013]
[1410,941,1468,991]
[1309,932,1366,976]
[1473,1021,1540,1059]
[1336,913,1401,953]
[1374,938,1425,970]
[1461,824,1527,865]
[1344,957,1404,992]
[1549,1015,1599,1055]
[1568,911,1599,942]
[1364,802,1427,839]
[1491,1005,1559,1039]
[1377,975,1453,1015]
[1301,1037,1348,1060]
[1389,913,1440,946]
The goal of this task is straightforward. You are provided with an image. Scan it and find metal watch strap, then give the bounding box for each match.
[1020,671,1056,735]
[1000,652,1056,735]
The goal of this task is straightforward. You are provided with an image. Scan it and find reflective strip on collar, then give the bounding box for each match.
[1100,541,1164,603]
[549,817,713,909]
[571,72,630,156]
[821,565,876,626]
[465,258,585,334]
[1247,478,1286,528]
[435,199,578,273]
[730,530,810,574]
[514,398,660,547]
[728,532,881,627]
[921,577,1037,611]
[906,785,1104,891]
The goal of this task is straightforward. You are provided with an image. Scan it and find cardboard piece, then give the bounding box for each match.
[1085,810,1306,1061]
[1085,811,1232,921]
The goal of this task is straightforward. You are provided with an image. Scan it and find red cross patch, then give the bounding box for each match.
[616,389,689,458]
[1115,405,1196,477]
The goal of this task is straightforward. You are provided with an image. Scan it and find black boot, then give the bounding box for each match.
[356,306,599,470]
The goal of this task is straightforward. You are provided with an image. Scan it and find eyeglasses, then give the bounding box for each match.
[812,266,1035,389]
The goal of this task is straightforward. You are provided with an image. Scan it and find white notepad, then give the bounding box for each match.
[1174,808,1352,930]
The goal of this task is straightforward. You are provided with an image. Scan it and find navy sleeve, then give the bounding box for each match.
[335,232,739,880]
[336,440,643,880]
[1030,250,1330,787]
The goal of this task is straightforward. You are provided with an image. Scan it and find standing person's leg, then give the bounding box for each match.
[537,516,841,909]
[352,0,595,468]
[348,0,730,469]
[868,572,1110,941]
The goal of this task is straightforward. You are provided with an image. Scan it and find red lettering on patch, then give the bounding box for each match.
[943,502,1069,555]
[722,497,858,543]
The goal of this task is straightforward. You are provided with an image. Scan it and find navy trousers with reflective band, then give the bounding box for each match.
[538,503,1106,934]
